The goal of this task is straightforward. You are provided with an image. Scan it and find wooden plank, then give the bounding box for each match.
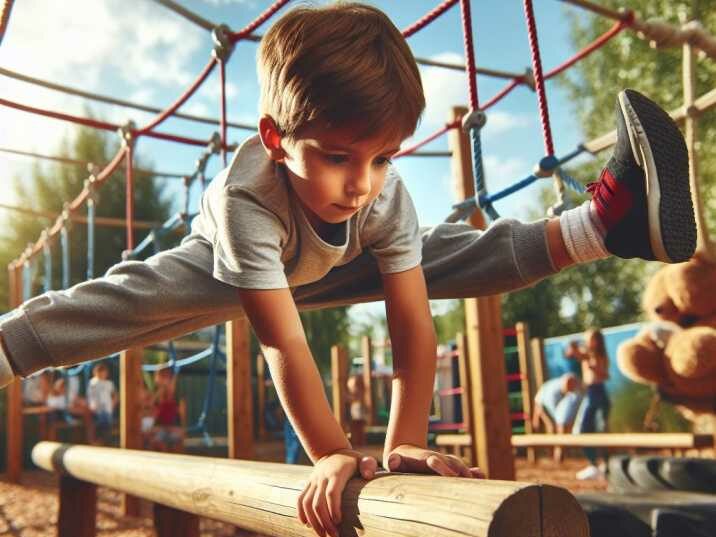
[227,319,254,459]
[154,502,200,537]
[59,476,97,537]
[256,353,266,440]
[449,106,514,480]
[512,433,713,448]
[120,346,144,517]
[436,433,714,449]
[6,263,23,483]
[515,323,534,462]
[331,345,348,432]
[361,336,374,426]
[33,441,589,537]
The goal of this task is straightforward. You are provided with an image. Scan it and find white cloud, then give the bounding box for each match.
[182,101,212,118]
[419,52,468,128]
[483,155,529,188]
[482,111,531,137]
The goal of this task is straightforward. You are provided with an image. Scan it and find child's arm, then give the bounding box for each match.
[381,266,483,478]
[238,287,376,537]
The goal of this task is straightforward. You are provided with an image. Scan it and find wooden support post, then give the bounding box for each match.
[455,333,474,463]
[361,336,374,426]
[58,475,97,537]
[331,345,348,432]
[515,323,535,462]
[449,106,514,480]
[154,502,200,537]
[256,353,266,440]
[227,319,254,459]
[6,263,23,483]
[120,346,144,516]
[530,337,546,391]
[682,40,714,260]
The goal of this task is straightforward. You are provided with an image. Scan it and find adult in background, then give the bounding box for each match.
[532,373,582,462]
[566,328,611,480]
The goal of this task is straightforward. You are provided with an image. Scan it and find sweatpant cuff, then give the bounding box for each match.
[512,219,558,284]
[0,310,53,377]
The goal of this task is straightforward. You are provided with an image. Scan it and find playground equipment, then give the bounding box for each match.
[2,5,716,528]
[32,440,590,537]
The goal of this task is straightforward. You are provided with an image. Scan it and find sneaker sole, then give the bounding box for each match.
[618,90,696,263]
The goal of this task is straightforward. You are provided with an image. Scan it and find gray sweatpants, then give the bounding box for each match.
[1,218,556,377]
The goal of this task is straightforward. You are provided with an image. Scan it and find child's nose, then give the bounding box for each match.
[347,170,372,197]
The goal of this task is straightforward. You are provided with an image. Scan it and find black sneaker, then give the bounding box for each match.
[588,89,696,263]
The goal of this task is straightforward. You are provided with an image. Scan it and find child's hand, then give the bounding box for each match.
[298,448,377,537]
[383,444,485,478]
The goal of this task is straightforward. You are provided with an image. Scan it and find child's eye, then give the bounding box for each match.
[374,156,392,167]
[324,154,348,164]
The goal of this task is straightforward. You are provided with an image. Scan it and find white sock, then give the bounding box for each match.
[559,201,610,264]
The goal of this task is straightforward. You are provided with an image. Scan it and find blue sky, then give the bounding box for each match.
[0,0,608,325]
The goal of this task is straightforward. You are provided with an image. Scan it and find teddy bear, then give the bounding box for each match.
[616,253,716,420]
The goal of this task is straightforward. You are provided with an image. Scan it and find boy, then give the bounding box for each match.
[0,3,695,536]
[87,363,117,442]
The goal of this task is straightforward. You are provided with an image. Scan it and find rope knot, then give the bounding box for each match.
[619,9,636,27]
[118,120,136,148]
[521,68,536,91]
[533,155,559,178]
[461,109,487,132]
[212,24,235,61]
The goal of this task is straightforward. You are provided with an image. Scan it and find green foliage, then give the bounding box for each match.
[609,383,690,433]
[432,300,465,344]
[0,121,174,310]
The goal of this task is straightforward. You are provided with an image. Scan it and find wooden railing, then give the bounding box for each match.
[32,441,589,537]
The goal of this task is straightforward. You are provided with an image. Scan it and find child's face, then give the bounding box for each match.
[279,122,403,227]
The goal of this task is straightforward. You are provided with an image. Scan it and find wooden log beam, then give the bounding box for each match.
[33,441,589,537]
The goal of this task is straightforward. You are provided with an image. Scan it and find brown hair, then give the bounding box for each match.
[257,2,425,140]
[584,328,607,359]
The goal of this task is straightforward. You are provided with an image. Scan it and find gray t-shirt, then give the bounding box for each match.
[190,135,422,290]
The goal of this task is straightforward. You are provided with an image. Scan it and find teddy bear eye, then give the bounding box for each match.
[654,306,663,314]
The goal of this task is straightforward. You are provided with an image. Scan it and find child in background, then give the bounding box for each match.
[87,363,117,442]
[149,368,184,453]
[532,373,582,461]
[46,375,95,443]
[346,374,366,447]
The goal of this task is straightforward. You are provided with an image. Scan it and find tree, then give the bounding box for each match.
[0,121,174,311]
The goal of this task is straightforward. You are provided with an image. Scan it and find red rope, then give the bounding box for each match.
[393,119,461,159]
[229,0,291,43]
[125,145,135,251]
[0,0,15,46]
[523,0,554,156]
[480,79,521,111]
[219,59,228,166]
[0,97,216,147]
[545,19,627,79]
[458,0,479,110]
[0,97,118,132]
[138,57,217,134]
[402,0,459,38]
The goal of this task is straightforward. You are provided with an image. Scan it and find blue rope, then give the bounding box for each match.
[61,227,70,290]
[468,127,499,221]
[43,242,52,293]
[87,198,95,280]
[22,260,32,301]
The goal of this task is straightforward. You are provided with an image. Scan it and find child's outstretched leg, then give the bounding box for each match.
[552,89,697,267]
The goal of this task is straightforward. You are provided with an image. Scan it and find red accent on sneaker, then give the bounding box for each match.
[587,168,633,230]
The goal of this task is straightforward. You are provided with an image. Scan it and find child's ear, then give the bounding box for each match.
[258,116,286,162]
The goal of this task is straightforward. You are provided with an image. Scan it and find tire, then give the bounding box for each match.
[651,507,716,537]
[607,455,640,492]
[580,504,651,537]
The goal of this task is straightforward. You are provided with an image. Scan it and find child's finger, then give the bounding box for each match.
[469,467,486,479]
[297,482,310,526]
[359,456,377,479]
[445,455,472,478]
[301,483,324,536]
[326,479,343,527]
[426,454,458,477]
[313,480,336,537]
